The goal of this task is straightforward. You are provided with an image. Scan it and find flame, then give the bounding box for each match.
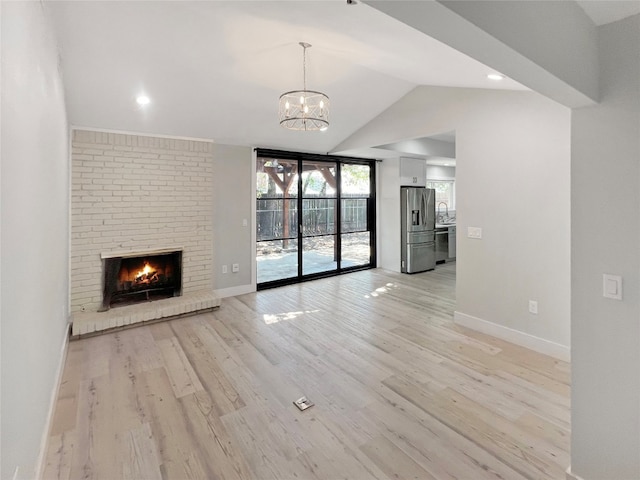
[135,262,153,280]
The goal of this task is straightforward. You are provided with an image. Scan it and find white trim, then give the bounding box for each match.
[566,466,585,480]
[35,322,71,480]
[214,284,256,299]
[70,125,214,144]
[453,311,570,362]
[101,246,183,260]
[67,125,73,324]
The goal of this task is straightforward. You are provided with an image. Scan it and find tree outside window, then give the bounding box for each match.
[427,180,455,213]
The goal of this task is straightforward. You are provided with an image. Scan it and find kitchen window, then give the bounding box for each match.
[427,180,455,211]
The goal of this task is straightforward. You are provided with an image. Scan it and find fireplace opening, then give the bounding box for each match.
[101,250,182,310]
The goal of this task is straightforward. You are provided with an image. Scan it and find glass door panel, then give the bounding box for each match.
[341,164,371,196]
[301,198,337,275]
[302,198,336,236]
[301,161,337,276]
[340,163,373,269]
[302,235,337,275]
[341,197,368,232]
[256,158,299,284]
[341,232,371,268]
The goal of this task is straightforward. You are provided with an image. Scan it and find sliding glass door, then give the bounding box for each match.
[256,150,375,288]
[256,157,299,283]
[340,164,373,269]
[301,160,338,276]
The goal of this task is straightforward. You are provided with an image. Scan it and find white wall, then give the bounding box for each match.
[455,90,571,352]
[212,144,253,297]
[570,14,640,480]
[337,86,571,354]
[426,165,455,180]
[378,157,402,271]
[1,3,70,478]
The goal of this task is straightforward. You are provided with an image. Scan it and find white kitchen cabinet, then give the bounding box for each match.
[399,157,426,186]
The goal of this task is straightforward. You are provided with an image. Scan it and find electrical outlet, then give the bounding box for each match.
[529,300,538,315]
[232,263,239,273]
[222,265,228,274]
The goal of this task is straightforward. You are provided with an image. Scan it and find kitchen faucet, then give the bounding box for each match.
[437,202,449,221]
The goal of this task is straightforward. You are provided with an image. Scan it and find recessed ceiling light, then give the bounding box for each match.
[136,95,151,106]
[487,73,505,81]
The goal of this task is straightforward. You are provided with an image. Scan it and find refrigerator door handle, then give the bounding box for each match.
[412,210,420,225]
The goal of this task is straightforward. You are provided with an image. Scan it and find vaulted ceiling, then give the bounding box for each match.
[47,1,639,155]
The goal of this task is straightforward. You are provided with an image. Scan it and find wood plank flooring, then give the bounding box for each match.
[43,264,570,480]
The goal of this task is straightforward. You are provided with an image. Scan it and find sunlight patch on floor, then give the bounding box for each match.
[263,309,321,325]
[365,282,398,298]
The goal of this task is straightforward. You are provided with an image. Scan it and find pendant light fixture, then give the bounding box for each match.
[279,42,330,132]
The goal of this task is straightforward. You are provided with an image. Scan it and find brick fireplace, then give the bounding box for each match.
[70,129,219,336]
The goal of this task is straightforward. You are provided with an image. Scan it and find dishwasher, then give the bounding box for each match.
[435,228,448,264]
[448,226,456,259]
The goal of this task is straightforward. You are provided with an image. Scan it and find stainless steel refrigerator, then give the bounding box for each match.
[401,187,436,273]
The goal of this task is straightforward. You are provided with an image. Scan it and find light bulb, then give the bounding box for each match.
[285,101,290,110]
[136,95,150,106]
[304,105,309,114]
[300,95,305,105]
[319,100,324,109]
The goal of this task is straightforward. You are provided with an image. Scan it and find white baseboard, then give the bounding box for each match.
[35,322,71,480]
[214,284,255,299]
[453,311,570,362]
[566,465,585,480]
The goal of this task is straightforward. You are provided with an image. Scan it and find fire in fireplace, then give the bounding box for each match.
[101,250,182,310]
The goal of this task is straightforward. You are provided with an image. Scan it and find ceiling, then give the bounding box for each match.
[47,1,639,157]
[576,0,640,25]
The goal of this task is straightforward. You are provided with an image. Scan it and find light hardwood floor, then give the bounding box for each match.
[43,264,570,480]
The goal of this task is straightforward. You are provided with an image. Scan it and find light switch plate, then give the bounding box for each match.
[467,226,482,239]
[603,274,622,300]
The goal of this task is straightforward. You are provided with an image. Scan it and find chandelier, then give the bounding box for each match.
[279,42,330,132]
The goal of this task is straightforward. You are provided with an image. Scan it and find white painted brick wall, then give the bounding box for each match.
[70,129,214,313]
